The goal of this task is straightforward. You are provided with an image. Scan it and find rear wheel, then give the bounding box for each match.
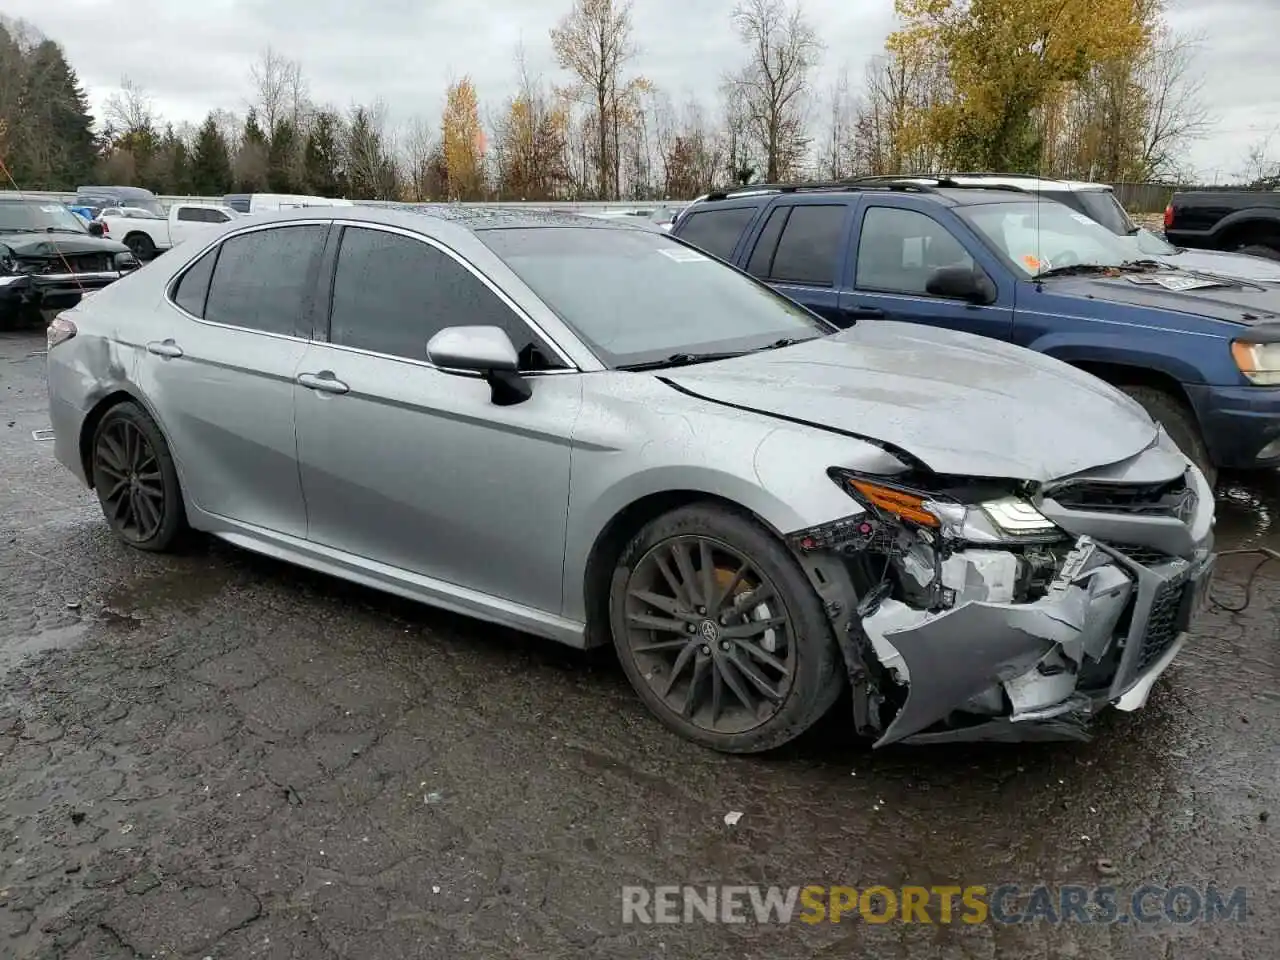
[124,232,157,260]
[1119,385,1216,487]
[90,401,187,551]
[608,503,844,753]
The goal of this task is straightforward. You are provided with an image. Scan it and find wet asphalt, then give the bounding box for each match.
[1,328,1276,959]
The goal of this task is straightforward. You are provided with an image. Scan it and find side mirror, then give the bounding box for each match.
[926,265,997,304]
[88,221,105,238]
[426,325,532,406]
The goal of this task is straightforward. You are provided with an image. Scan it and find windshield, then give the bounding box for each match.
[1131,227,1177,256]
[0,201,89,235]
[1070,190,1136,236]
[479,226,831,367]
[961,201,1141,276]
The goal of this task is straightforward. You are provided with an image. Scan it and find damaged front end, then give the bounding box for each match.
[789,460,1216,747]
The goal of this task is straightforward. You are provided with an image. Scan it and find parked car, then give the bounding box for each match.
[0,197,138,328]
[75,185,165,219]
[670,181,1280,484]
[98,203,239,260]
[47,205,1215,753]
[1165,188,1280,260]
[857,175,1280,282]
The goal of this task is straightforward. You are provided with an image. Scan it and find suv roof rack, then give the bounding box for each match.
[699,179,941,203]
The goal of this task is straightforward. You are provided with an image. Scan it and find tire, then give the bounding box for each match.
[1237,243,1280,261]
[90,401,187,552]
[1119,385,1217,487]
[608,502,845,753]
[124,232,157,260]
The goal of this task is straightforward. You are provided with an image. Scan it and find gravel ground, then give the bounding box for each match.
[1,328,1276,959]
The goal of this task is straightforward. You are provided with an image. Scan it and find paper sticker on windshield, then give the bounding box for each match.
[659,247,710,263]
[1070,213,1095,225]
[1021,254,1043,271]
[41,205,64,213]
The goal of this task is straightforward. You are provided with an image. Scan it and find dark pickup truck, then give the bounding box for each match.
[1164,189,1280,260]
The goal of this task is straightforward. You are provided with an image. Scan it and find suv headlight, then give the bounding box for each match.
[1231,340,1280,385]
[829,470,1062,544]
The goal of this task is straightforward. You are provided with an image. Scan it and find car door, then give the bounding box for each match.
[741,200,852,325]
[292,223,581,615]
[141,222,328,538]
[841,202,1015,340]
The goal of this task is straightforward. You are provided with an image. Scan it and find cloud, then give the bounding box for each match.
[3,0,1273,180]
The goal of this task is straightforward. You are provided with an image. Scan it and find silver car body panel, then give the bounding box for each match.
[47,204,1217,746]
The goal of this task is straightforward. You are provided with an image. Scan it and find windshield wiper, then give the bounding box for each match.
[616,351,747,371]
[1033,261,1161,280]
[751,337,815,352]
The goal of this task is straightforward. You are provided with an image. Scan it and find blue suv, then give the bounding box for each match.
[671,180,1280,484]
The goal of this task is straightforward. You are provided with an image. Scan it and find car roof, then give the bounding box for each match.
[242,203,652,235]
[682,179,1048,211]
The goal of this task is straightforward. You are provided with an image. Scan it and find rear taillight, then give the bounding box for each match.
[1164,204,1173,229]
[47,316,77,350]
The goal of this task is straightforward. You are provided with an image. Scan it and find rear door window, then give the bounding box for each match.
[760,205,847,286]
[675,207,757,260]
[203,224,327,336]
[171,248,218,317]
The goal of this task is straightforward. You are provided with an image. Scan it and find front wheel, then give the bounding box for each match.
[1120,385,1217,487]
[90,401,187,551]
[608,503,845,753]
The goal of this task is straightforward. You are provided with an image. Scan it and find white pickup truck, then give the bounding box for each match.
[96,203,240,260]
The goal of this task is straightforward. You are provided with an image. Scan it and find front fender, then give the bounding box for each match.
[1029,334,1211,386]
[561,425,906,624]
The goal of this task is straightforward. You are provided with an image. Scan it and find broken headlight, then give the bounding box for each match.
[827,470,1064,545]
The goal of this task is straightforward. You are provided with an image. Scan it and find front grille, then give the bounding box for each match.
[1135,573,1189,672]
[24,253,114,275]
[1048,475,1193,519]
[1117,545,1178,567]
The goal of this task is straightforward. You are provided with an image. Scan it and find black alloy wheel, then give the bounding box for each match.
[91,401,186,551]
[610,504,843,753]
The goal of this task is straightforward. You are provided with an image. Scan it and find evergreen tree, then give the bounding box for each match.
[190,113,232,195]
[10,39,96,188]
[303,110,344,196]
[267,118,297,192]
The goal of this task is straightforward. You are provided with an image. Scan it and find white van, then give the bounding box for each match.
[221,193,356,214]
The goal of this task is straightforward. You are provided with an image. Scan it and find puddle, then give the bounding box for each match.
[1214,474,1279,552]
[0,621,91,673]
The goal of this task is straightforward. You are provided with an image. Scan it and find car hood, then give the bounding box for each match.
[1046,271,1280,325]
[1157,248,1280,283]
[661,321,1160,482]
[0,231,130,258]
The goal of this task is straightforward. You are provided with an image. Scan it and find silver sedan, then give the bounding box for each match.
[46,205,1216,753]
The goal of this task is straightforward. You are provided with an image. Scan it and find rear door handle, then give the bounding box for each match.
[297,371,349,395]
[843,306,884,319]
[146,338,183,358]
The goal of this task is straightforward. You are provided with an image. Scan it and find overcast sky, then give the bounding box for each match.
[6,0,1278,181]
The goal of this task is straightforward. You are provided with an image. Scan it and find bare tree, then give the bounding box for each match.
[726,0,821,182]
[1137,27,1210,181]
[1238,134,1279,187]
[249,46,308,135]
[550,0,639,199]
[401,115,437,200]
[819,67,860,179]
[104,77,155,136]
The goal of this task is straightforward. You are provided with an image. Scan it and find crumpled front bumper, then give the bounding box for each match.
[863,537,1215,747]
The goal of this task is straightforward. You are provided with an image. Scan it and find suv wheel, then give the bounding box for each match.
[1120,386,1216,486]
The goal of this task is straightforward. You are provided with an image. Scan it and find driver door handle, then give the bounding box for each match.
[146,338,183,358]
[297,371,349,395]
